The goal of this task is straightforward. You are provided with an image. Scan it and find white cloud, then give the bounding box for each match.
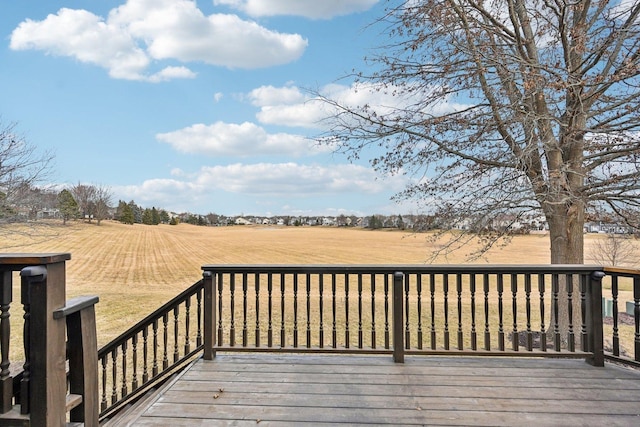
[156,121,329,156]
[9,0,308,81]
[114,161,407,213]
[196,162,405,195]
[214,0,379,19]
[249,82,471,129]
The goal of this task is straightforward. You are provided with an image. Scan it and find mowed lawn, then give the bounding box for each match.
[0,221,618,345]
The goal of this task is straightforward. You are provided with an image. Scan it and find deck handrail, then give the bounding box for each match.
[97,279,205,421]
[201,264,606,366]
[601,266,640,367]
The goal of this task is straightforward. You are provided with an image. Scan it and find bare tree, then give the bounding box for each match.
[0,119,54,225]
[70,183,97,223]
[589,234,638,267]
[319,0,640,265]
[93,184,113,226]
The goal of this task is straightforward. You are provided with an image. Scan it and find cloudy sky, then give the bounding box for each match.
[1,0,416,217]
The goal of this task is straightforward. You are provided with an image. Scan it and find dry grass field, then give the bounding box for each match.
[0,221,636,349]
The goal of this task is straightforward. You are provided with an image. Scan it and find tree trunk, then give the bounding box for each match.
[545,201,584,348]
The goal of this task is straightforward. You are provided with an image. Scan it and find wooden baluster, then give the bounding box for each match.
[229,274,235,347]
[293,274,299,348]
[319,274,324,348]
[417,274,423,350]
[498,274,504,351]
[392,272,404,363]
[443,274,450,350]
[111,349,118,404]
[344,274,349,349]
[511,274,518,352]
[255,273,260,347]
[404,273,410,350]
[483,273,490,351]
[185,296,191,354]
[280,274,285,348]
[132,333,138,391]
[100,356,107,411]
[142,326,149,383]
[612,275,620,356]
[580,275,588,353]
[567,274,575,352]
[217,274,224,346]
[457,274,463,350]
[633,275,640,362]
[370,274,376,349]
[121,342,128,398]
[196,288,202,347]
[267,273,273,348]
[173,306,179,362]
[384,274,390,349]
[0,271,12,414]
[152,319,159,376]
[332,274,338,349]
[539,274,547,352]
[162,313,169,369]
[525,274,533,351]
[357,274,363,349]
[242,273,248,347]
[430,273,436,350]
[306,274,311,348]
[20,281,30,414]
[470,274,477,351]
[552,274,560,351]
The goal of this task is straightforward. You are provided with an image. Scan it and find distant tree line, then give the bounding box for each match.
[114,200,170,225]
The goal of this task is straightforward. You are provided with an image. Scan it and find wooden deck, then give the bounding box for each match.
[118,354,640,426]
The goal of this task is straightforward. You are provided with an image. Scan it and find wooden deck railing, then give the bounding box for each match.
[4,257,636,426]
[0,253,99,426]
[601,267,640,367]
[200,265,606,365]
[97,279,205,420]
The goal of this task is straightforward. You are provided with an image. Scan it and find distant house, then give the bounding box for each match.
[235,217,252,225]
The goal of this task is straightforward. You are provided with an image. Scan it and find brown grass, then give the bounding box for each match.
[0,221,635,350]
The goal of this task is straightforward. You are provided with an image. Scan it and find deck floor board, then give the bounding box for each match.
[123,354,640,426]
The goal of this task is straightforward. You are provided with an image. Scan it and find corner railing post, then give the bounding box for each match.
[0,271,13,414]
[203,271,216,360]
[393,271,404,363]
[586,270,605,367]
[21,262,68,426]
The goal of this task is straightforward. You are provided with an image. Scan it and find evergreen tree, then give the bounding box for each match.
[142,208,153,225]
[151,207,160,225]
[120,204,135,225]
[159,210,170,224]
[57,189,78,225]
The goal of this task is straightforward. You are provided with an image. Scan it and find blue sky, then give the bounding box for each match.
[0,0,418,217]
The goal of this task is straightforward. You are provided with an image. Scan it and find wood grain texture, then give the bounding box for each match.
[122,354,640,426]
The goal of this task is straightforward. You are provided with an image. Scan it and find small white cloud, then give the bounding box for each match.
[213,92,224,102]
[214,0,379,19]
[156,121,328,157]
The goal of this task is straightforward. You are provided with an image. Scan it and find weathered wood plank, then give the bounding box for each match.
[124,355,640,426]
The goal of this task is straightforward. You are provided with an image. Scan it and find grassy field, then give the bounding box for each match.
[0,221,635,347]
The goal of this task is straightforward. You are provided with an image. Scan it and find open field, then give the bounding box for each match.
[0,221,636,347]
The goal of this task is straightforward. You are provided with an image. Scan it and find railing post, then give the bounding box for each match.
[393,271,404,363]
[0,271,12,414]
[203,271,216,360]
[57,296,100,427]
[21,262,68,426]
[586,270,605,367]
